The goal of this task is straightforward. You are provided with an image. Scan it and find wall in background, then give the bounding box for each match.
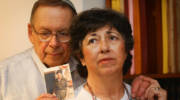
[82,0,105,11]
[0,0,35,61]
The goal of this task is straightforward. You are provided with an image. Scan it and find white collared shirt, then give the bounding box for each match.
[0,48,85,100]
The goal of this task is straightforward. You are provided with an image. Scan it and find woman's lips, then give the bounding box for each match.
[98,58,115,64]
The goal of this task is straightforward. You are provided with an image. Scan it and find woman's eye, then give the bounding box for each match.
[88,39,97,44]
[109,35,118,40]
[61,32,68,35]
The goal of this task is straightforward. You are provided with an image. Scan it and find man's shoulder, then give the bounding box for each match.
[0,48,33,69]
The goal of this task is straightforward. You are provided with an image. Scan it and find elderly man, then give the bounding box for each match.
[0,0,165,100]
[0,0,84,100]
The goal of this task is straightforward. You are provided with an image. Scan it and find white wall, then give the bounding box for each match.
[0,0,105,61]
[71,0,105,13]
[0,0,35,61]
[71,0,83,13]
[82,0,105,11]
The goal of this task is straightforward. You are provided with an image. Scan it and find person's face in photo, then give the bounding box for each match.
[28,6,73,67]
[56,72,62,80]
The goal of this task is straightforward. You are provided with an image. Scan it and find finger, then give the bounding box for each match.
[154,88,167,100]
[36,94,57,100]
[136,81,150,100]
[131,75,143,97]
[41,94,56,98]
[145,85,156,98]
[145,86,163,100]
[140,76,160,86]
[36,97,58,100]
[147,87,157,100]
[147,87,167,100]
[144,81,161,98]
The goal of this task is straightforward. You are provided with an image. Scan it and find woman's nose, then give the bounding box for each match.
[100,39,110,53]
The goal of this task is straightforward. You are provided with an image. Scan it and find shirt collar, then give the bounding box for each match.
[32,49,48,78]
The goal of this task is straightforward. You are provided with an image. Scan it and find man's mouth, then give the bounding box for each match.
[48,52,61,56]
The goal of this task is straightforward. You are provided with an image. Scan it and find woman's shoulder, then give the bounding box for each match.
[123,82,133,100]
[124,82,131,93]
[74,83,92,100]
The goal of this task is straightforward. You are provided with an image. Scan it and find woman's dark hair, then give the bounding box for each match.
[70,8,134,78]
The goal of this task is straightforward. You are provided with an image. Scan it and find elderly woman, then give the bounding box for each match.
[70,8,166,100]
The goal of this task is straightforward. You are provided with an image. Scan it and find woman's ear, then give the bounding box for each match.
[80,58,86,66]
[76,53,86,66]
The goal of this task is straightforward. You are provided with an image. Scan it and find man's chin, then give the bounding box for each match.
[44,54,70,67]
[45,62,62,67]
[44,59,69,67]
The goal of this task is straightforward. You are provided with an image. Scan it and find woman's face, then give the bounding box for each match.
[80,26,127,77]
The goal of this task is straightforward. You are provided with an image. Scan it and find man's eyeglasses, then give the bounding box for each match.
[31,25,70,43]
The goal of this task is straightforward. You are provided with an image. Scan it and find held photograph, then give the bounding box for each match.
[44,64,74,100]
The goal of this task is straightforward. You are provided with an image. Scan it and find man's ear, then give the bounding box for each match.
[28,23,34,44]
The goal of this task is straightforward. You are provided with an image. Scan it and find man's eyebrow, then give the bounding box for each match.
[38,27,50,31]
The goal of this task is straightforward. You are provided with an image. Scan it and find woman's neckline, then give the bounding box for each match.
[84,82,131,100]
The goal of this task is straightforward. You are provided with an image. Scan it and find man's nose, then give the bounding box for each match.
[100,39,110,53]
[49,35,60,48]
